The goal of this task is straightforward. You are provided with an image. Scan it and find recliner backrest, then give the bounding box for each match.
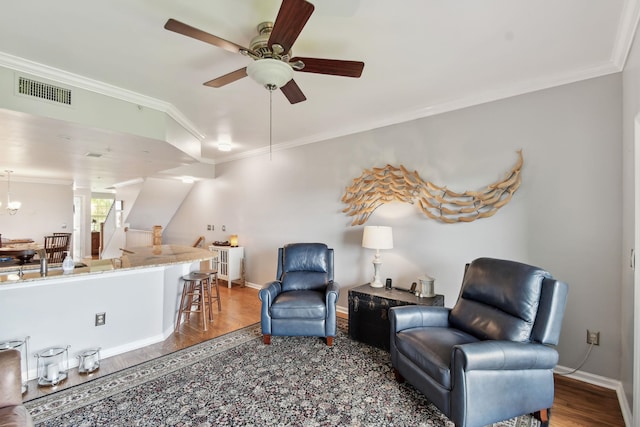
[277,243,334,292]
[449,257,550,342]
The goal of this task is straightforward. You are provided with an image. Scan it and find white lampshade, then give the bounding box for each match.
[246,58,294,89]
[362,226,393,250]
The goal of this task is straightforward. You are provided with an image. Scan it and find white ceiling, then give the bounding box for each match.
[0,0,635,191]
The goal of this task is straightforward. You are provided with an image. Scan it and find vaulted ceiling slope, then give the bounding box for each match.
[0,0,636,190]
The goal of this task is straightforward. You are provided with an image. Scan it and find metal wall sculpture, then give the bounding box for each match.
[342,151,523,225]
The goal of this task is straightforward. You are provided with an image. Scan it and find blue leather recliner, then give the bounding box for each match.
[390,257,568,427]
[259,243,340,346]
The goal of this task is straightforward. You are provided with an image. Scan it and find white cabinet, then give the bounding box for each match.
[209,246,244,288]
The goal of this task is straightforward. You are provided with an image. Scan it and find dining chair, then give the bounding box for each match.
[53,232,72,252]
[44,235,69,263]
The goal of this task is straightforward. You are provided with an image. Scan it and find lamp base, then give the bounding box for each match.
[369,256,383,288]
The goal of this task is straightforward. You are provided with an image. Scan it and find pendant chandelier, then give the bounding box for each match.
[5,170,21,215]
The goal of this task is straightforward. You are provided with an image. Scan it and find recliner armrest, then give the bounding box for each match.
[0,349,23,408]
[390,305,451,332]
[454,340,559,371]
[258,281,282,305]
[325,281,340,302]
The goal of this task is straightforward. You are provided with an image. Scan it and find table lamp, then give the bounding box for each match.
[362,226,393,288]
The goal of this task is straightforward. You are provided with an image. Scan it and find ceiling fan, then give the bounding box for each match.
[164,0,364,104]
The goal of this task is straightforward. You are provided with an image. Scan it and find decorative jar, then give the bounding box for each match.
[418,275,435,298]
[35,346,69,386]
[77,348,101,374]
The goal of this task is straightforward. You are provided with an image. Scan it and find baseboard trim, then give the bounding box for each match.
[245,281,261,290]
[554,365,620,389]
[26,333,167,381]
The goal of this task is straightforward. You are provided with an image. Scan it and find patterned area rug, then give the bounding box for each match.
[25,320,540,426]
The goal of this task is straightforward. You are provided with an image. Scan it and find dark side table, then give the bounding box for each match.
[348,284,444,351]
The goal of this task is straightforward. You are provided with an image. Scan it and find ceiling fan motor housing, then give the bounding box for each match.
[249,22,290,60]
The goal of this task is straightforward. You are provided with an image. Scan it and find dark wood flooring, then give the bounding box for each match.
[23,285,626,426]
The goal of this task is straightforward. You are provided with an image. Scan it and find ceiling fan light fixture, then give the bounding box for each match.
[217,140,232,152]
[247,59,293,90]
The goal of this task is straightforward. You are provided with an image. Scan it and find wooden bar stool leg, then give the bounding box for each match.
[198,279,207,331]
[213,273,221,311]
[185,280,195,322]
[205,276,214,322]
[175,279,190,331]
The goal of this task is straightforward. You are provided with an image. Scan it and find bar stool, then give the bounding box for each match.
[175,272,211,331]
[194,268,221,313]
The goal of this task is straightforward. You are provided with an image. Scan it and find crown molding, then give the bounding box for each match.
[214,60,620,165]
[0,51,205,141]
[611,0,640,69]
[0,175,74,186]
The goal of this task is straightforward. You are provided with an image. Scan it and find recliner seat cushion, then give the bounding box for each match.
[395,327,478,389]
[450,258,550,342]
[270,290,326,319]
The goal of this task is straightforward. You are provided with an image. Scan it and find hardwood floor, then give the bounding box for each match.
[552,374,626,426]
[23,285,626,426]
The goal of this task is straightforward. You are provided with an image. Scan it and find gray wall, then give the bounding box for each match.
[622,23,640,414]
[166,74,623,380]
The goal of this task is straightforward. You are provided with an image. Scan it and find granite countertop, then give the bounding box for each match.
[0,245,215,285]
[119,245,215,268]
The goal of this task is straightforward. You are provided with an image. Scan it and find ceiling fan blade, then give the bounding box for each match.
[164,18,251,55]
[203,68,248,88]
[268,0,315,53]
[291,57,364,77]
[281,80,307,104]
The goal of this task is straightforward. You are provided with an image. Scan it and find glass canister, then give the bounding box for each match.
[35,346,69,386]
[77,348,101,374]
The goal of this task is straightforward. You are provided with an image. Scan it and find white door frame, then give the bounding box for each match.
[73,195,84,260]
[634,117,640,427]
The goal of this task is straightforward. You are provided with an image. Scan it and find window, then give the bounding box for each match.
[91,198,114,232]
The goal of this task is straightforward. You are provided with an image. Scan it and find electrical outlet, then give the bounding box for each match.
[222,225,226,232]
[586,329,600,345]
[95,312,106,326]
[207,225,211,231]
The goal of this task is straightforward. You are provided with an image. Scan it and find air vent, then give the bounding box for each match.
[18,77,72,105]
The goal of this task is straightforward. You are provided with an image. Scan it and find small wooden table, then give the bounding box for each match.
[348,284,444,351]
